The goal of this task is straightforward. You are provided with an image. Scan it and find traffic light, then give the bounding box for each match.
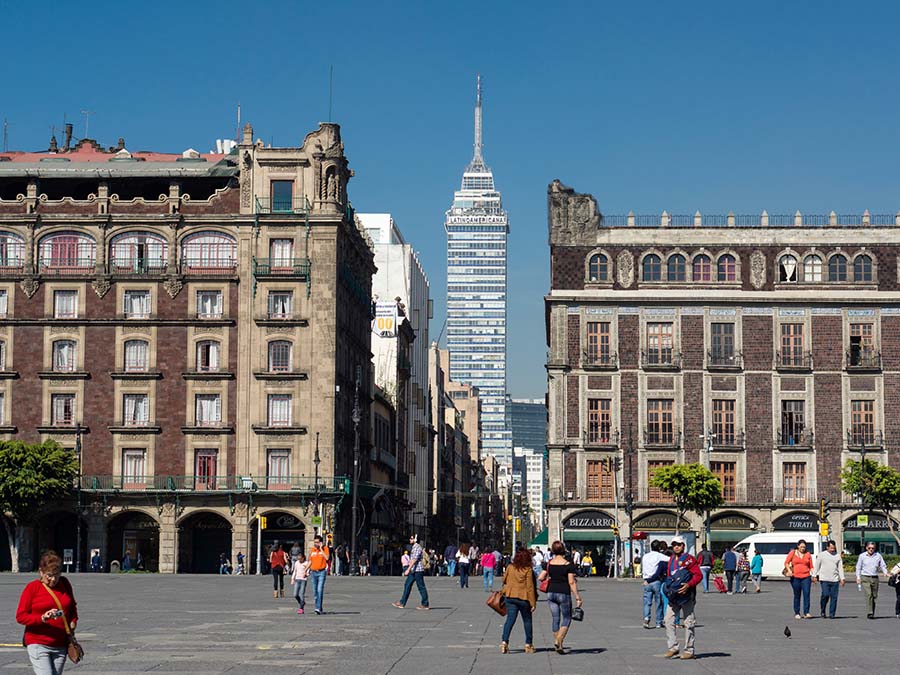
[604,457,612,473]
[819,497,831,522]
[612,524,620,538]
[515,517,521,533]
[614,457,622,472]
[259,516,267,530]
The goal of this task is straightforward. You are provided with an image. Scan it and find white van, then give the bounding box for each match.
[734,532,821,578]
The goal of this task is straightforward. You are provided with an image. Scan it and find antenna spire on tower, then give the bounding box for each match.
[473,73,483,165]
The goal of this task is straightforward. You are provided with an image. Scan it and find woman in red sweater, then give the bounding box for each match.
[16,550,79,674]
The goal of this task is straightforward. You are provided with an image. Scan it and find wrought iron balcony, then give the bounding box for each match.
[252,257,311,278]
[584,428,619,448]
[107,259,168,276]
[38,258,96,276]
[641,350,682,371]
[777,428,815,449]
[845,349,882,371]
[643,429,682,448]
[255,196,311,215]
[80,474,348,494]
[846,429,884,449]
[775,351,813,371]
[180,258,238,276]
[712,430,745,449]
[706,350,743,371]
[582,351,618,370]
[780,487,817,503]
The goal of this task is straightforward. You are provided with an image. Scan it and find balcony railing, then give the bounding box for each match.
[180,259,238,276]
[107,259,168,276]
[777,428,815,448]
[641,350,682,370]
[81,475,349,494]
[780,487,817,503]
[255,196,311,215]
[584,428,619,447]
[38,258,96,276]
[775,351,813,371]
[707,350,743,370]
[643,429,682,448]
[712,430,745,449]
[252,257,310,278]
[847,429,884,449]
[846,349,882,371]
[583,351,618,370]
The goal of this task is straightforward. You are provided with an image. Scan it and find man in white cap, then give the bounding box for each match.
[661,536,702,660]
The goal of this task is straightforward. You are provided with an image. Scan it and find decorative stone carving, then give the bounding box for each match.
[197,326,223,335]
[20,277,40,298]
[48,380,74,387]
[240,151,252,209]
[547,180,602,246]
[163,276,183,298]
[92,277,112,298]
[124,326,152,336]
[750,250,766,289]
[616,250,635,288]
[266,326,294,335]
[195,435,220,442]
[49,326,77,335]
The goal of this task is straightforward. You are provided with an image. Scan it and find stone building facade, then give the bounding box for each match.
[0,122,374,572]
[545,180,900,557]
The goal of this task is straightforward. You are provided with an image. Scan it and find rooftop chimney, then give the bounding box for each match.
[63,123,73,151]
[48,135,58,153]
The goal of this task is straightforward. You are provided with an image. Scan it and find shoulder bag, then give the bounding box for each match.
[486,591,506,616]
[782,551,795,578]
[42,583,83,664]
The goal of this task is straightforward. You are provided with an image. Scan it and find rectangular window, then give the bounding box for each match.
[0,289,7,317]
[646,399,674,444]
[52,340,76,372]
[269,239,294,269]
[53,290,78,318]
[712,399,736,445]
[850,400,875,445]
[122,449,146,487]
[710,322,735,365]
[195,394,222,426]
[51,393,76,426]
[267,449,291,489]
[267,394,292,427]
[196,290,223,319]
[587,399,612,444]
[124,340,148,372]
[0,392,4,425]
[849,323,876,367]
[646,322,673,365]
[710,460,737,503]
[196,340,220,372]
[268,291,293,319]
[783,462,807,502]
[123,290,150,319]
[268,341,292,372]
[586,322,611,366]
[647,460,674,501]
[780,323,804,366]
[123,394,150,426]
[0,340,5,371]
[270,180,293,213]
[780,400,805,445]
[195,449,218,490]
[586,459,614,502]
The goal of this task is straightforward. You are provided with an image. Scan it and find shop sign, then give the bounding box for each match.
[632,512,690,530]
[710,514,756,530]
[772,511,817,531]
[273,514,304,530]
[844,514,899,531]
[564,509,615,529]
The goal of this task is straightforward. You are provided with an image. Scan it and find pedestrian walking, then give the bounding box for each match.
[444,544,458,577]
[218,552,231,575]
[785,539,814,619]
[661,535,702,660]
[401,550,410,574]
[889,560,900,619]
[737,550,751,593]
[722,546,737,594]
[644,543,673,627]
[392,534,430,610]
[572,548,582,576]
[90,550,102,573]
[581,550,593,578]
[235,551,245,575]
[813,540,845,619]
[270,543,288,598]
[291,552,311,614]
[16,550,81,675]
[358,550,369,576]
[855,541,888,619]
[290,541,302,563]
[308,535,330,615]
[642,540,670,629]
[750,549,763,593]
[697,545,714,593]
[456,543,471,588]
[481,550,496,591]
[538,540,583,655]
[499,548,537,654]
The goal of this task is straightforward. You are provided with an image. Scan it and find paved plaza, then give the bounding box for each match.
[1,573,898,674]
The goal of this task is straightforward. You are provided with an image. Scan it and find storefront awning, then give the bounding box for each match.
[709,530,753,542]
[563,530,615,542]
[528,529,548,546]
[846,531,898,543]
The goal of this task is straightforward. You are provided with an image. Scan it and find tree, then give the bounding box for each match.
[0,440,78,572]
[840,459,900,548]
[649,463,724,535]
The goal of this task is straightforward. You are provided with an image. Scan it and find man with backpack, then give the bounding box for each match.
[697,545,714,593]
[722,545,738,594]
[661,536,703,660]
[392,534,430,610]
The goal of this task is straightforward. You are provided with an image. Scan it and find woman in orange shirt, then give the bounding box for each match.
[785,539,814,619]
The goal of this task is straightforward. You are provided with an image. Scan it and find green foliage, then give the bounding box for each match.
[841,554,900,573]
[840,460,900,512]
[0,440,78,523]
[650,463,725,528]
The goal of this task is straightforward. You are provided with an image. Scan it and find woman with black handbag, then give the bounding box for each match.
[16,550,82,673]
[538,540,583,654]
[499,548,537,654]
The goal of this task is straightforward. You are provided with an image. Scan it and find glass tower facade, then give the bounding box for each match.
[445,76,512,467]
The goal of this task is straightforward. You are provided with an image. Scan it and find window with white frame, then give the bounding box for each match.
[803,255,822,282]
[0,340,6,371]
[124,340,149,372]
[52,340,77,372]
[123,394,150,426]
[267,394,292,426]
[51,393,76,426]
[122,449,146,484]
[123,290,151,318]
[53,290,78,318]
[196,340,220,372]
[268,340,292,372]
[196,290,223,319]
[0,289,7,317]
[267,449,291,488]
[195,394,221,426]
[269,239,294,268]
[267,291,293,319]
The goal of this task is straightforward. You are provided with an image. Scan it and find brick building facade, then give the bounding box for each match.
[0,122,373,572]
[545,180,900,557]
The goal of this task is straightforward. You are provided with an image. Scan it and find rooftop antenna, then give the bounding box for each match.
[80,109,95,139]
[236,101,241,142]
[473,73,483,164]
[2,118,8,152]
[328,65,334,122]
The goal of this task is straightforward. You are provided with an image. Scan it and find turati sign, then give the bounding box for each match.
[843,514,900,531]
[772,511,818,531]
[564,509,615,529]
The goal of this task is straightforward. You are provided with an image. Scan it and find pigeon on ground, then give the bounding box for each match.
[784,626,791,639]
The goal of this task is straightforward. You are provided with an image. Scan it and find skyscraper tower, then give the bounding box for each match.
[445,75,512,467]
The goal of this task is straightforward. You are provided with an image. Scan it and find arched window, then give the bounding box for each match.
[268,340,293,372]
[717,254,736,282]
[181,231,236,274]
[779,255,798,282]
[38,232,96,272]
[124,339,149,372]
[803,255,822,283]
[587,253,608,282]
[667,255,686,282]
[828,254,848,282]
[854,254,873,282]
[196,340,221,372]
[0,231,25,271]
[693,255,712,282]
[642,254,661,282]
[110,231,168,274]
[52,339,77,372]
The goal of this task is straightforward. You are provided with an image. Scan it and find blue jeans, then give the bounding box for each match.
[293,579,307,608]
[643,580,664,625]
[791,576,811,615]
[310,569,327,612]
[483,568,494,591]
[501,597,533,644]
[448,559,456,577]
[547,591,572,631]
[399,571,429,607]
[819,580,840,618]
[458,562,469,588]
[700,566,711,593]
[27,643,67,675]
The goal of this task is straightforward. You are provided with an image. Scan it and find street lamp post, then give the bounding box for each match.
[350,366,362,577]
[314,432,321,537]
[74,423,83,573]
[625,423,635,577]
[859,440,867,550]
[701,427,716,550]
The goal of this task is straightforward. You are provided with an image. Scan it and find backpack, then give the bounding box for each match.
[663,556,694,605]
[421,550,431,571]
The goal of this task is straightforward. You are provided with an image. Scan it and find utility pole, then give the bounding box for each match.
[701,427,715,550]
[349,365,362,576]
[625,424,635,577]
[74,423,83,573]
[859,440,867,550]
[80,110,95,139]
[611,448,620,579]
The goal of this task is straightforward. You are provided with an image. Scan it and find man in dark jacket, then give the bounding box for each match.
[444,544,458,577]
[662,536,703,660]
[722,545,738,594]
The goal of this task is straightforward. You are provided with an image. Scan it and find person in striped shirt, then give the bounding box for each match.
[392,535,430,610]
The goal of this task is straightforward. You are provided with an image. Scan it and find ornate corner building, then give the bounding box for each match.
[545,180,900,557]
[0,123,374,572]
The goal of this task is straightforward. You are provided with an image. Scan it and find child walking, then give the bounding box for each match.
[291,552,311,614]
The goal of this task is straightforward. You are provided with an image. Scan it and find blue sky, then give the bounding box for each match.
[4,2,900,397]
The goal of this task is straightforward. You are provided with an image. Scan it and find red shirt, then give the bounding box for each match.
[269,549,289,569]
[16,578,78,648]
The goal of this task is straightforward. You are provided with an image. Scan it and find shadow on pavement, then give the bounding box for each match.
[697,652,731,659]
